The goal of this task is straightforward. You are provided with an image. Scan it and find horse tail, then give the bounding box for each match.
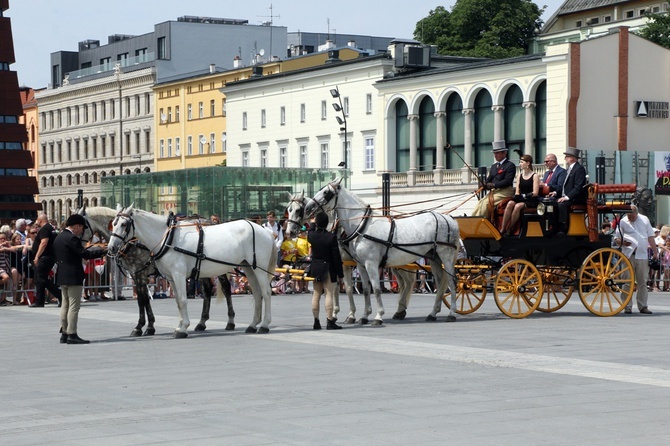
[215,276,226,304]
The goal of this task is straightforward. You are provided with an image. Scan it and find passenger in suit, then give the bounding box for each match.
[540,153,567,193]
[54,214,107,344]
[471,140,516,218]
[549,147,588,235]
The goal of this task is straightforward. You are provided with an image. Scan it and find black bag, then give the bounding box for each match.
[308,259,330,282]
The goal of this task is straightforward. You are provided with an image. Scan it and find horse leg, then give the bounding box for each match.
[344,265,357,324]
[132,281,146,337]
[195,278,212,332]
[356,267,373,324]
[244,269,269,333]
[364,264,385,326]
[220,275,235,330]
[393,269,414,320]
[171,278,190,338]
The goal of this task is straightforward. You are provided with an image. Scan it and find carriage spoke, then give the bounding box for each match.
[494,260,542,319]
[579,248,634,316]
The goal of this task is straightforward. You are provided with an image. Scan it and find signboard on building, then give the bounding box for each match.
[654,151,670,195]
[635,101,669,118]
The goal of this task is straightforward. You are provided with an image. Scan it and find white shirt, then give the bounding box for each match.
[618,214,655,260]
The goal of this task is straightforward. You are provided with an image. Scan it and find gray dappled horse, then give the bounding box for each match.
[78,206,235,336]
[304,178,461,324]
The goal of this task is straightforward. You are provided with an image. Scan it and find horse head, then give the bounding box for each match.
[285,191,307,237]
[305,178,342,217]
[108,205,135,256]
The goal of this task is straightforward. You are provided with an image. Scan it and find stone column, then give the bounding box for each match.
[523,101,536,155]
[462,109,474,183]
[407,114,419,186]
[492,105,505,142]
[434,111,446,184]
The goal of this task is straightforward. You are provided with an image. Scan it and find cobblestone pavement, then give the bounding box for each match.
[2,291,670,445]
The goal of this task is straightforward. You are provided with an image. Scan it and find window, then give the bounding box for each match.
[145,93,151,114]
[167,107,172,123]
[222,133,227,153]
[167,139,172,157]
[300,144,307,168]
[210,100,216,117]
[343,97,349,117]
[587,17,599,24]
[187,104,192,120]
[175,106,180,122]
[279,146,287,168]
[83,104,88,123]
[321,100,327,120]
[242,112,248,130]
[222,99,227,116]
[280,106,286,125]
[300,104,306,123]
[260,148,268,168]
[242,150,249,167]
[210,133,216,153]
[100,101,106,121]
[603,15,612,23]
[159,139,165,158]
[117,53,128,62]
[321,143,329,169]
[366,93,373,114]
[135,95,140,115]
[199,102,204,118]
[188,136,193,155]
[365,137,375,170]
[175,138,180,157]
[157,37,167,59]
[198,135,205,154]
[92,103,97,122]
[625,9,635,18]
[261,109,266,128]
[135,48,148,62]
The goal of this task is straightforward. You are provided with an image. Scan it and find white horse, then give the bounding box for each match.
[285,192,416,324]
[107,206,277,337]
[304,178,461,324]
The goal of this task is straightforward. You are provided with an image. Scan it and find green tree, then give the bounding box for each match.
[414,0,544,59]
[637,12,670,49]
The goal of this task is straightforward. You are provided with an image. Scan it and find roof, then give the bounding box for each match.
[542,0,632,32]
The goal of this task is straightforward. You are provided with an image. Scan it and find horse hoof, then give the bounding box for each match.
[194,324,206,332]
[258,326,270,334]
[173,331,188,339]
[445,315,457,322]
[360,318,369,325]
[344,316,356,324]
[245,326,257,334]
[425,315,438,322]
[371,319,383,326]
[225,323,235,331]
[144,328,156,336]
[392,310,406,320]
[130,329,142,337]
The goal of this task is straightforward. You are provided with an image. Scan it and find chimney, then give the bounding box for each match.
[233,56,241,68]
[347,40,356,48]
[209,64,216,74]
[325,49,340,64]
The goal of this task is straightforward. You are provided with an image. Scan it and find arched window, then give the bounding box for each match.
[534,81,547,160]
[49,176,54,187]
[57,176,62,186]
[395,101,409,172]
[83,173,89,184]
[418,97,436,171]
[67,174,72,186]
[504,84,525,157]
[474,90,494,167]
[445,94,464,169]
[92,172,98,184]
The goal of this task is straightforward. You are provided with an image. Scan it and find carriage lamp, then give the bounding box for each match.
[537,202,546,216]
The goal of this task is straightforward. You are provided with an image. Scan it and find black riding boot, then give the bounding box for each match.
[313,318,322,330]
[327,319,342,330]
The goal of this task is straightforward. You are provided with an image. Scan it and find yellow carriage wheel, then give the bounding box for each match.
[494,259,543,318]
[578,248,634,316]
[442,261,487,315]
[537,267,574,313]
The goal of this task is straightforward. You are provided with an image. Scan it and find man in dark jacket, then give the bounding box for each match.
[54,214,107,344]
[471,140,516,218]
[541,153,567,192]
[30,214,62,307]
[307,212,344,330]
[550,147,588,235]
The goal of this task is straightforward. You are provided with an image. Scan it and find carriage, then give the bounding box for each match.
[446,183,638,318]
[289,179,639,324]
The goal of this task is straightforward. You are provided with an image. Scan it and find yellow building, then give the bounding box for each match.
[153,48,367,172]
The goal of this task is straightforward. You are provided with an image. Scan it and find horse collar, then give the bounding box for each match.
[340,205,372,244]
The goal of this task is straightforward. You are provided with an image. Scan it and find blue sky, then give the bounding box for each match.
[7,0,565,88]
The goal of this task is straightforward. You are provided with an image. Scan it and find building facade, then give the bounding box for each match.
[0,0,39,222]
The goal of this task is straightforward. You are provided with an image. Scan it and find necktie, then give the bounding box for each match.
[562,166,572,197]
[545,170,553,184]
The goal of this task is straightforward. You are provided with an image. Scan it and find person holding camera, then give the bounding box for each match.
[614,205,658,314]
[499,154,539,236]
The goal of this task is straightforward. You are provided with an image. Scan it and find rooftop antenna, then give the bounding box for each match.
[258,4,280,58]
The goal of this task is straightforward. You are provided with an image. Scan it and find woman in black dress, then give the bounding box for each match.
[500,154,540,236]
[307,212,344,330]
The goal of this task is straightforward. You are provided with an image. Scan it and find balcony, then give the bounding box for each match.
[66,52,156,80]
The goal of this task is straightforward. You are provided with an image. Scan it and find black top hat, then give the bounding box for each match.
[65,214,86,227]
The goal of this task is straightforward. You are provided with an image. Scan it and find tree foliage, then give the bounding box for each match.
[414,0,544,59]
[637,13,670,49]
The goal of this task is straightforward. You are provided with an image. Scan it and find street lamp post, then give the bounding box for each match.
[330,87,348,187]
[114,63,123,177]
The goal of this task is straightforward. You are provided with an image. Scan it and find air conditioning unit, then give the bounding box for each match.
[394,43,430,69]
